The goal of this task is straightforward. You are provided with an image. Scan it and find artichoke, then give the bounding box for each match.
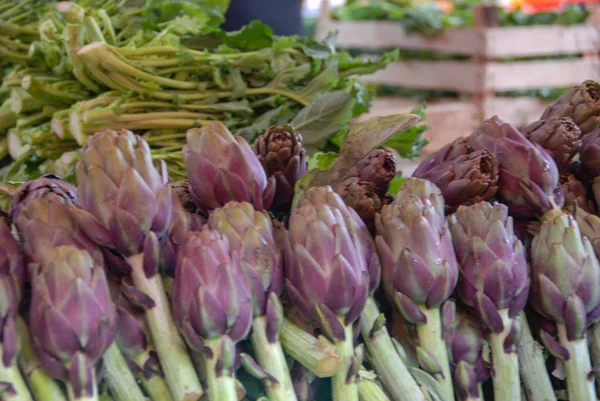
[0,217,31,401]
[184,122,275,215]
[521,117,582,171]
[160,189,205,277]
[375,178,458,399]
[413,149,499,213]
[70,129,202,401]
[560,173,593,213]
[334,178,382,233]
[342,149,396,197]
[530,213,600,401]
[540,80,600,135]
[580,128,600,179]
[469,116,564,218]
[283,202,370,401]
[29,245,116,400]
[172,230,253,401]
[9,173,78,221]
[412,136,472,177]
[255,124,307,210]
[570,205,600,259]
[449,202,529,401]
[171,180,199,214]
[446,311,489,401]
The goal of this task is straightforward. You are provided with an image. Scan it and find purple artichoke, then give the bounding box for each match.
[342,149,396,197]
[560,173,593,214]
[160,189,205,277]
[255,124,307,210]
[172,230,253,348]
[412,136,472,177]
[171,180,200,214]
[579,128,600,180]
[10,175,99,275]
[570,205,600,260]
[540,80,600,135]
[521,117,582,171]
[184,122,275,215]
[283,203,369,340]
[208,202,282,317]
[413,150,499,213]
[71,129,172,258]
[29,245,116,398]
[297,186,380,294]
[334,178,382,233]
[449,202,530,334]
[446,311,489,401]
[0,217,25,368]
[469,116,564,218]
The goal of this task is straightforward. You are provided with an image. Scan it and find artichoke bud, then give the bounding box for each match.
[579,128,600,180]
[541,80,600,135]
[342,148,396,197]
[521,117,582,170]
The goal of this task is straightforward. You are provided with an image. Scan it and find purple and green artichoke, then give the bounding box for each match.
[412,136,472,177]
[469,116,564,218]
[171,179,200,214]
[579,128,600,180]
[185,122,275,215]
[298,186,380,293]
[560,173,593,214]
[29,245,116,399]
[70,128,172,258]
[540,80,600,135]
[255,124,307,210]
[342,149,396,197]
[413,149,499,213]
[521,117,582,171]
[334,178,382,233]
[449,202,529,334]
[571,206,600,259]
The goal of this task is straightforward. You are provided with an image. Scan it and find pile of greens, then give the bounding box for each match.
[0,0,424,182]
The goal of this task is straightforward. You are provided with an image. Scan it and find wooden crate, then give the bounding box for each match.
[316,2,600,152]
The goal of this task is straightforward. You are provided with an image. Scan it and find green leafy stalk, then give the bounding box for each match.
[518,313,556,401]
[102,343,147,401]
[360,298,425,401]
[357,369,391,401]
[488,310,520,401]
[250,316,297,401]
[415,307,454,400]
[279,319,341,378]
[127,254,204,401]
[557,324,596,401]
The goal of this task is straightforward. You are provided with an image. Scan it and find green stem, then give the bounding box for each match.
[0,45,28,64]
[415,307,454,400]
[0,101,16,131]
[360,298,425,401]
[138,374,175,401]
[21,76,89,106]
[250,316,297,401]
[128,254,203,401]
[204,340,238,401]
[65,24,101,92]
[83,111,213,124]
[332,323,358,401]
[279,318,341,377]
[67,380,98,401]
[557,324,596,401]
[0,347,34,401]
[102,343,147,401]
[489,310,520,401]
[518,313,556,401]
[357,374,391,401]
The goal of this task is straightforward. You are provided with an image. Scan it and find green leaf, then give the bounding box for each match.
[385,103,429,159]
[225,20,274,51]
[307,152,339,170]
[235,105,294,142]
[408,367,446,401]
[290,90,356,152]
[387,174,405,195]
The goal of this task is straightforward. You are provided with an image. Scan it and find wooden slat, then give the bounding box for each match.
[361,60,481,92]
[485,25,600,57]
[484,57,600,91]
[482,97,550,126]
[316,21,484,56]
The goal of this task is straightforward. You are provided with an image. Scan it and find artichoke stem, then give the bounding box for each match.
[488,310,521,401]
[204,340,238,401]
[332,323,359,401]
[279,318,341,377]
[128,254,203,401]
[557,324,597,401]
[0,349,33,401]
[15,316,67,401]
[357,374,391,401]
[138,374,175,401]
[103,343,147,401]
[360,297,425,401]
[415,306,454,400]
[518,313,556,401]
[66,378,98,401]
[250,316,297,401]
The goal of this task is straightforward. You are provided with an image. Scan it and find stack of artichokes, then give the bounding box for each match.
[2,78,600,401]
